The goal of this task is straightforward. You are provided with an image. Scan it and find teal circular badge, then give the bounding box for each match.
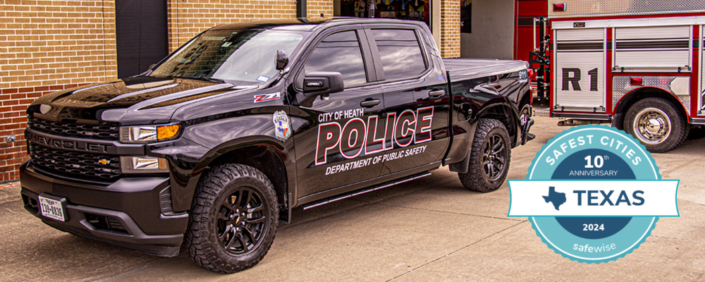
[523,125,667,263]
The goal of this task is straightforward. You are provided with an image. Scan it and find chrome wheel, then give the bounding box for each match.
[482,133,507,181]
[632,107,671,145]
[216,188,266,255]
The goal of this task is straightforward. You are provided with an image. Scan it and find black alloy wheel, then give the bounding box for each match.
[217,188,267,255]
[186,164,278,274]
[458,118,512,193]
[482,133,508,182]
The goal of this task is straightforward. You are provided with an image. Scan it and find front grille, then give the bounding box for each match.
[29,143,121,180]
[28,116,119,140]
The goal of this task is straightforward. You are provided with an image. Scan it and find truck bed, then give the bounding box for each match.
[443,58,527,82]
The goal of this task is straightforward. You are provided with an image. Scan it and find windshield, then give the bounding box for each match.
[151,29,305,83]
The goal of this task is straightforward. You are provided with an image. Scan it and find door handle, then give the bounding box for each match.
[360,99,381,108]
[428,89,445,97]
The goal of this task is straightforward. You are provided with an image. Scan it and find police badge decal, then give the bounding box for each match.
[508,125,679,263]
[273,110,292,142]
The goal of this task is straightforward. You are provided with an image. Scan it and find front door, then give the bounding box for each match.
[292,27,387,199]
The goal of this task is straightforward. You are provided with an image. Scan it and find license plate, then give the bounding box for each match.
[38,195,66,222]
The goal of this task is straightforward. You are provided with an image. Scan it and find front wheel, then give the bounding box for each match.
[185,164,279,274]
[458,118,512,193]
[623,97,688,153]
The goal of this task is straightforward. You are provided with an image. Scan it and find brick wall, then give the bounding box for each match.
[0,0,118,183]
[166,0,300,53]
[166,0,335,53]
[440,0,460,57]
[307,0,334,18]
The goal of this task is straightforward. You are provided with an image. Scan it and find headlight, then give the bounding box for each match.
[120,123,181,143]
[121,156,169,174]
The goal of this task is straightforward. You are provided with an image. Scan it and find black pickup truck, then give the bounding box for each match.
[20,18,534,273]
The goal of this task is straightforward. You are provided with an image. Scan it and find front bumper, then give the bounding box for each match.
[20,162,189,257]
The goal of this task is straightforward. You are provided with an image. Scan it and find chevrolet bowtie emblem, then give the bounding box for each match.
[98,159,110,165]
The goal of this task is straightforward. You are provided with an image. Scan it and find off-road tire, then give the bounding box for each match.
[623,97,688,153]
[185,164,279,274]
[458,118,511,193]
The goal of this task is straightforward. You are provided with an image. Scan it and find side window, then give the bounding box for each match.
[371,29,427,81]
[304,30,367,87]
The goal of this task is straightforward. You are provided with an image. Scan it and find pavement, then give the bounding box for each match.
[2,115,705,281]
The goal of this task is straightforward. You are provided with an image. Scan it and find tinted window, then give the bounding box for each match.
[304,31,367,87]
[372,29,427,81]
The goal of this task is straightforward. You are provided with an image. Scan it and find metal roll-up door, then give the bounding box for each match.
[554,28,606,111]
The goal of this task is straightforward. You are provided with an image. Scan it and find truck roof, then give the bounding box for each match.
[210,17,429,32]
[444,58,527,82]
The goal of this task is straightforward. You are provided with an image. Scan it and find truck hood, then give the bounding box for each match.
[28,76,257,124]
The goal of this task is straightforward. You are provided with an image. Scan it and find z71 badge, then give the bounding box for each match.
[273,110,291,142]
[254,92,280,103]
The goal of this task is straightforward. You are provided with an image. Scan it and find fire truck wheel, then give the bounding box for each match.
[185,164,279,274]
[458,118,511,193]
[624,97,688,153]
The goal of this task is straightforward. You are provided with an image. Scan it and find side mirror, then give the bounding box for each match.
[140,63,159,76]
[276,50,289,70]
[303,72,344,97]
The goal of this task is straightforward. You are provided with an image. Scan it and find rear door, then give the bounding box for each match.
[362,24,451,176]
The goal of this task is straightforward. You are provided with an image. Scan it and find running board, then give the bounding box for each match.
[301,172,432,210]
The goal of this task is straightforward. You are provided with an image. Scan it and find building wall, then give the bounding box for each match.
[460,0,515,59]
[166,0,334,53]
[307,0,334,18]
[440,0,461,58]
[0,0,117,182]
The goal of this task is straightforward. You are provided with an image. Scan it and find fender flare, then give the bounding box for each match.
[192,136,291,208]
[171,115,296,211]
[472,100,522,146]
[614,86,690,118]
[449,100,522,174]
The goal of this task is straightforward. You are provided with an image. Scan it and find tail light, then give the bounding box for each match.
[553,3,566,12]
[528,69,536,79]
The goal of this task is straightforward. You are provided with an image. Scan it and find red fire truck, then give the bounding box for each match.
[530,0,705,152]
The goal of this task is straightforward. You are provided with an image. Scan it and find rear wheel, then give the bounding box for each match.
[185,164,278,274]
[458,119,511,193]
[623,97,688,153]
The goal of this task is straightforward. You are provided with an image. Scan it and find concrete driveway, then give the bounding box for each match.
[2,115,705,281]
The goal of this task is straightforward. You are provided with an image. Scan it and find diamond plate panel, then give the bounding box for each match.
[612,76,690,113]
[549,0,705,19]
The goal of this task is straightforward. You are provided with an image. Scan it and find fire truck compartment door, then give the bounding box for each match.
[554,28,606,111]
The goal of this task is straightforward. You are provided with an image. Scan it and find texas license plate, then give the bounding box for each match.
[38,195,66,222]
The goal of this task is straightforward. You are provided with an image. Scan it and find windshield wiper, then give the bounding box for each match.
[187,76,227,84]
